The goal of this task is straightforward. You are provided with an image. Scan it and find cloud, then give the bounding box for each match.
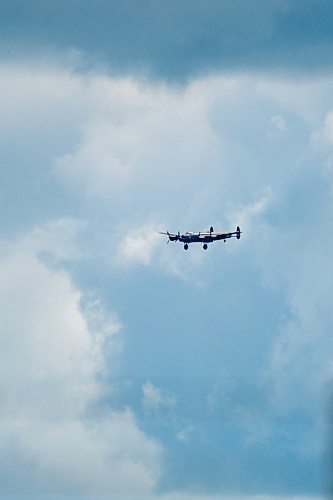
[3,61,333,494]
[142,381,176,413]
[2,62,332,229]
[246,117,333,423]
[117,223,163,267]
[310,110,333,176]
[54,75,226,213]
[2,0,333,78]
[0,222,161,495]
[176,425,197,444]
[271,115,286,132]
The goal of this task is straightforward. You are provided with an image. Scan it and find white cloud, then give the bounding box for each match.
[310,110,333,177]
[26,217,88,260]
[3,62,333,494]
[117,223,163,267]
[0,222,161,495]
[227,188,272,241]
[2,62,329,226]
[257,76,333,125]
[142,381,176,413]
[53,75,227,210]
[271,115,286,131]
[254,149,333,423]
[207,369,235,413]
[176,425,197,443]
[45,66,333,433]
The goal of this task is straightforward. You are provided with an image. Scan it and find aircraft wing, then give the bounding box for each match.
[159,226,241,244]
[159,231,180,241]
[215,229,240,239]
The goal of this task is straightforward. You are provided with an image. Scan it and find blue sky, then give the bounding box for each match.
[1,1,333,499]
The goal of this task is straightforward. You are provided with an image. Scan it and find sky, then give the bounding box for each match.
[1,1,333,499]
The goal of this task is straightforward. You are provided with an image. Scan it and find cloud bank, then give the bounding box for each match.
[2,1,333,78]
[1,61,333,496]
[0,221,161,496]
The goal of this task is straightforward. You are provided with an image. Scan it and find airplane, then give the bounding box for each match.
[159,226,241,250]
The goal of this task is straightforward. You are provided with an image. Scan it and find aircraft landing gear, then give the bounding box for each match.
[203,243,208,250]
[184,243,189,250]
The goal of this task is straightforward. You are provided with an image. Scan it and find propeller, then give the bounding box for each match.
[159,230,180,243]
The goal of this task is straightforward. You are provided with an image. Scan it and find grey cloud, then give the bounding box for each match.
[2,0,333,78]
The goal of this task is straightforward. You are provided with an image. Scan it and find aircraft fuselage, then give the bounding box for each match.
[159,226,241,250]
[179,232,234,243]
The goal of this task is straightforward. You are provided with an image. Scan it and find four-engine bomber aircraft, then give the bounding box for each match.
[159,226,241,250]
